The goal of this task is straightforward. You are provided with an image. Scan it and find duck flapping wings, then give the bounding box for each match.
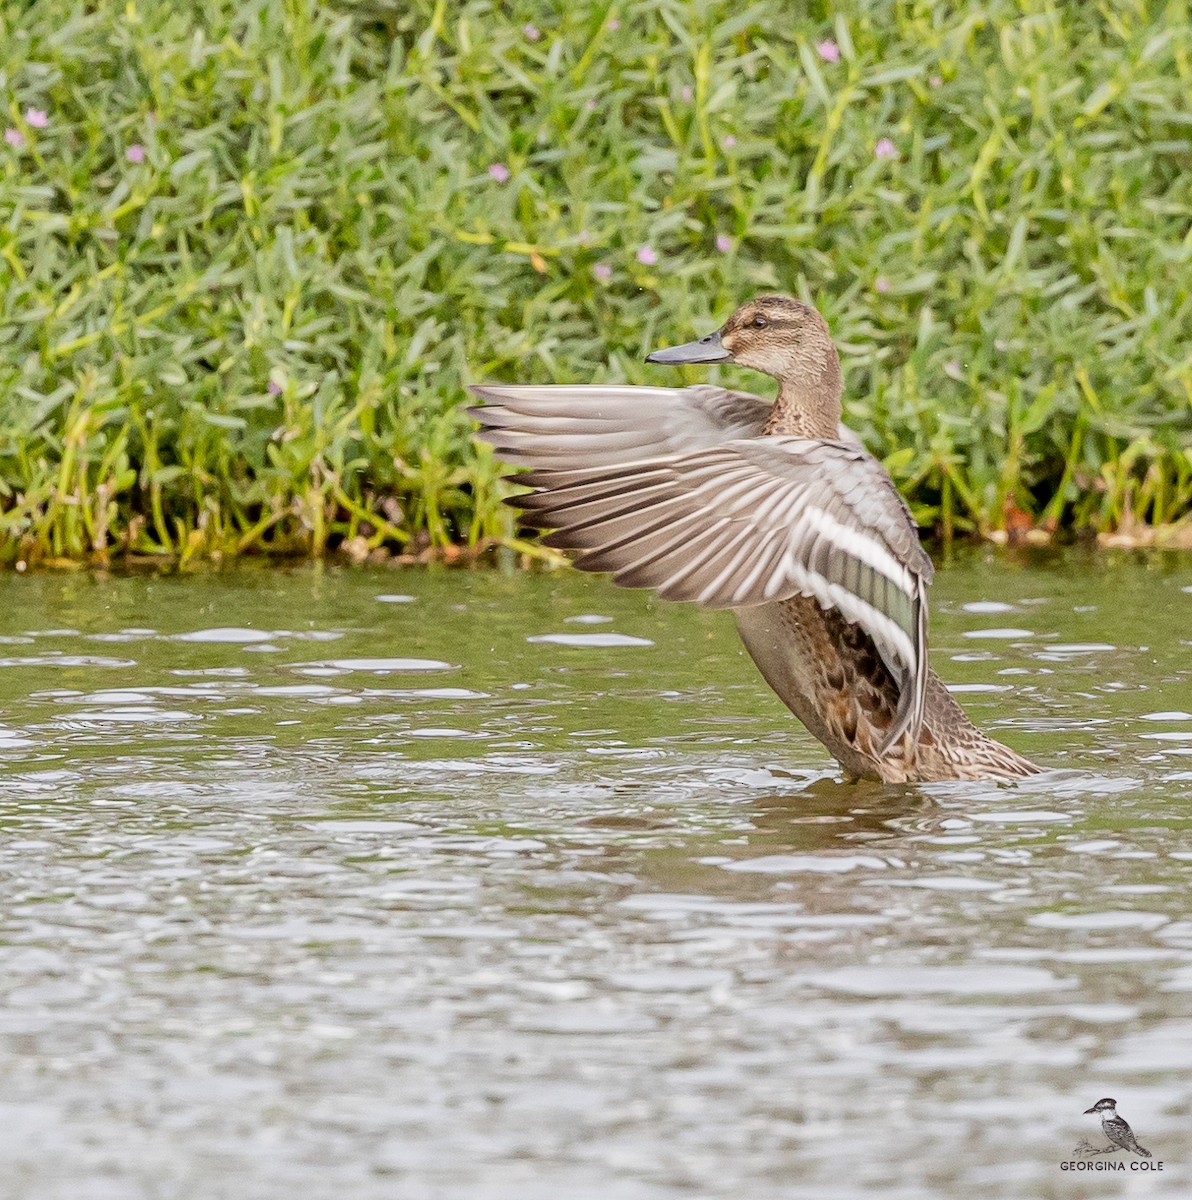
[471,384,932,753]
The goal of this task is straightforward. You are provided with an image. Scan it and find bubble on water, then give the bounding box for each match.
[174,628,276,643]
[299,658,457,673]
[1029,911,1169,931]
[1060,1004,1140,1023]
[1036,642,1115,655]
[962,628,1034,639]
[884,876,1002,892]
[405,728,487,739]
[962,601,1016,613]
[252,685,340,697]
[0,655,135,668]
[375,687,489,700]
[969,809,1070,823]
[722,854,889,874]
[1065,839,1128,855]
[67,707,200,724]
[528,633,654,647]
[805,965,1076,997]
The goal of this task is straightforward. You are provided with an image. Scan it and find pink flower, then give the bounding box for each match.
[523,23,540,41]
[930,74,943,88]
[593,262,612,281]
[636,245,657,266]
[585,98,597,111]
[3,127,24,148]
[816,39,840,63]
[125,143,145,163]
[722,134,737,149]
[715,234,733,253]
[608,19,620,30]
[875,137,897,159]
[874,276,890,293]
[681,85,693,102]
[487,162,510,183]
[25,108,48,128]
[267,379,283,396]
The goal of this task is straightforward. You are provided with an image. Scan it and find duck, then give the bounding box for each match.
[470,295,1039,783]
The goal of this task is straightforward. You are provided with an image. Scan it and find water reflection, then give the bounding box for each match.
[0,555,1188,1197]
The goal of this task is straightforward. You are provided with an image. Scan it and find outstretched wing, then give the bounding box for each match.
[470,384,865,473]
[469,384,773,472]
[512,437,934,751]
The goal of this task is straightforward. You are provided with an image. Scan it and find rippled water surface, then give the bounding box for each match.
[2,552,1190,1199]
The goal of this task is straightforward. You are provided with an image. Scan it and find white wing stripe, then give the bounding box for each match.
[787,562,919,678]
[799,505,915,592]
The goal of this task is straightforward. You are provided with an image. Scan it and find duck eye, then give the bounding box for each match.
[752,315,768,328]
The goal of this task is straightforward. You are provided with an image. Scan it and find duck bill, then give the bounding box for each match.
[645,330,731,365]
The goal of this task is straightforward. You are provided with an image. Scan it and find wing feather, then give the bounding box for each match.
[504,435,933,749]
[469,383,865,474]
[469,384,772,471]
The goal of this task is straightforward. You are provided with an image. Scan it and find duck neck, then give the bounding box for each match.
[764,351,843,440]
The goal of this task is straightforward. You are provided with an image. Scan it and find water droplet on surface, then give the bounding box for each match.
[528,633,654,647]
[174,628,277,643]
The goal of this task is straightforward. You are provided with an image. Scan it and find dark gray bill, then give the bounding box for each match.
[645,330,731,365]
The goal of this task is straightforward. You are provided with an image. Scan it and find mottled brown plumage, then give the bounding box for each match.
[470,295,1039,783]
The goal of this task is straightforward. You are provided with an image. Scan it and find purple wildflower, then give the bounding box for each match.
[126,144,145,163]
[523,23,540,41]
[25,108,48,128]
[608,18,620,30]
[722,134,737,149]
[874,276,890,293]
[930,74,943,88]
[3,127,24,148]
[267,379,283,396]
[636,245,657,266]
[816,40,840,63]
[593,262,612,281]
[585,98,597,111]
[875,137,897,159]
[681,85,693,102]
[487,162,510,183]
[715,234,733,253]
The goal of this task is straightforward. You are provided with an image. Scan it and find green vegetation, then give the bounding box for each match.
[1,0,1190,565]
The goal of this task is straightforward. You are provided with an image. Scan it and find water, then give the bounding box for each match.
[0,551,1189,1199]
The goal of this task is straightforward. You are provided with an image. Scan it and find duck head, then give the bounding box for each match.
[646,295,843,438]
[646,295,836,380]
